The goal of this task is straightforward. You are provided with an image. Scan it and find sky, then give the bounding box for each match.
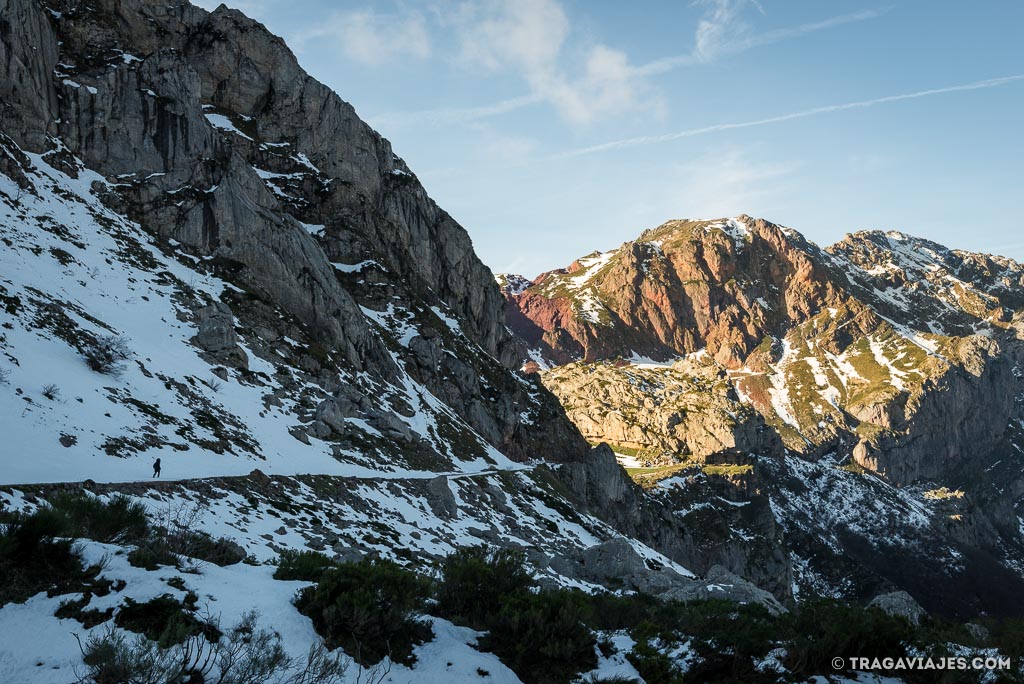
[193,0,1024,278]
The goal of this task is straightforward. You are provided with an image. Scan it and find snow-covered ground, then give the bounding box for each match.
[0,144,523,485]
[0,538,525,684]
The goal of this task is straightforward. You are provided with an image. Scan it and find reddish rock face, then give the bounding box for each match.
[502,216,850,368]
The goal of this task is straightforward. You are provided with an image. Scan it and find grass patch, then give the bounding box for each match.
[701,464,754,477]
[625,463,692,489]
[47,492,149,544]
[923,487,966,501]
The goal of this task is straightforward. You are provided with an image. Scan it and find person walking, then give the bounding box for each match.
[152,457,161,478]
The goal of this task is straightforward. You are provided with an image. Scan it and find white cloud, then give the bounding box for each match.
[370,93,543,129]
[444,0,653,126]
[693,0,750,63]
[292,9,431,66]
[375,2,888,128]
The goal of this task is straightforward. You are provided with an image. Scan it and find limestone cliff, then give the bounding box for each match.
[503,215,1024,617]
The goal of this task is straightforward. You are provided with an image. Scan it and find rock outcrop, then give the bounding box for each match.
[503,215,1024,618]
[0,0,587,469]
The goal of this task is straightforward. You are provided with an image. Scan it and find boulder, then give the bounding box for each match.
[868,591,926,626]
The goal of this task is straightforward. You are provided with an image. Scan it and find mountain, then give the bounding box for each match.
[2,0,1022,680]
[501,215,1024,617]
[0,1,786,681]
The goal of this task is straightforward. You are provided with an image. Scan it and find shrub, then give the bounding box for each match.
[477,590,597,684]
[78,627,164,684]
[49,493,149,544]
[127,543,179,571]
[435,546,534,630]
[625,640,685,684]
[129,502,244,570]
[78,611,348,684]
[182,532,247,567]
[42,383,61,400]
[84,334,131,375]
[114,594,221,648]
[783,600,916,677]
[0,496,149,605]
[0,507,88,605]
[274,549,338,581]
[128,530,244,571]
[295,559,431,666]
[55,594,114,628]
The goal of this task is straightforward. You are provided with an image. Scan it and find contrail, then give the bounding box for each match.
[560,74,1024,158]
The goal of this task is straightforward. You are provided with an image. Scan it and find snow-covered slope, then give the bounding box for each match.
[0,143,521,485]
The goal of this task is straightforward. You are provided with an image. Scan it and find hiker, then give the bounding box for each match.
[153,457,161,478]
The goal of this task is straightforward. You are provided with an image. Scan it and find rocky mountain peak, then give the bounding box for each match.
[494,272,532,296]
[503,214,847,368]
[511,212,1024,619]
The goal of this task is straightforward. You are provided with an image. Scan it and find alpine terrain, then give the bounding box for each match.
[501,216,1024,620]
[1,1,1023,683]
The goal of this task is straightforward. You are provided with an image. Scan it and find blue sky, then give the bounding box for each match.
[195,0,1024,278]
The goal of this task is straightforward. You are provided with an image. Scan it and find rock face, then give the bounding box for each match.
[543,356,782,463]
[192,302,247,368]
[663,565,787,616]
[1,0,762,609]
[7,0,1024,622]
[504,217,846,367]
[503,215,1024,618]
[869,591,926,626]
[0,0,585,468]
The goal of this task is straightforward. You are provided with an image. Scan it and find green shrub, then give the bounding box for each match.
[129,527,244,570]
[478,590,597,684]
[79,627,159,684]
[274,549,338,581]
[435,546,534,629]
[0,507,88,604]
[182,532,246,566]
[295,559,431,666]
[626,639,685,684]
[48,492,149,543]
[55,594,114,628]
[127,542,179,571]
[783,600,915,677]
[990,617,1024,660]
[114,594,221,647]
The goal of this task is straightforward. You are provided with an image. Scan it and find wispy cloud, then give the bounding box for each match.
[290,9,430,66]
[439,0,656,126]
[635,6,891,77]
[372,2,887,128]
[559,74,1024,157]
